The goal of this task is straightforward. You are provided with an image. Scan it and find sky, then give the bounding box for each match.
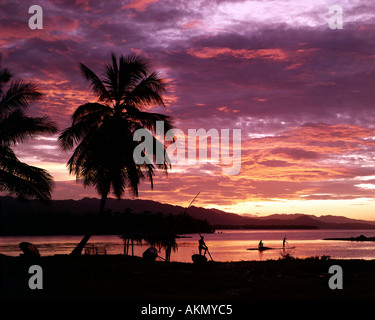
[1,0,375,220]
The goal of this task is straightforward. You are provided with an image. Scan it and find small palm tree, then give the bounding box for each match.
[0,65,57,200]
[58,53,174,255]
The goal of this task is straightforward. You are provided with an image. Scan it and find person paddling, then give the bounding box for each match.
[258,240,263,249]
[283,236,288,250]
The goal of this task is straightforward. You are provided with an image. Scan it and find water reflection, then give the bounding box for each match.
[1,229,375,262]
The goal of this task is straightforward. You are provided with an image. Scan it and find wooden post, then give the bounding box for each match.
[165,245,171,262]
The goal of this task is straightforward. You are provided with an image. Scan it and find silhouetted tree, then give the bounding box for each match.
[0,64,57,200]
[59,53,173,255]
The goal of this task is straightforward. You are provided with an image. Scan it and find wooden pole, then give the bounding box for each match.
[184,192,200,214]
[206,247,213,261]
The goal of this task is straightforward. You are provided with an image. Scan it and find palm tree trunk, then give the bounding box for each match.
[124,238,128,255]
[70,193,108,256]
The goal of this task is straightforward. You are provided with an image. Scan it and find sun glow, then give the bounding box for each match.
[208,198,375,221]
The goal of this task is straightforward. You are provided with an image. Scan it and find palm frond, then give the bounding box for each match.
[0,67,56,200]
[79,63,112,103]
[0,148,54,200]
[58,103,110,151]
[0,81,43,113]
[118,54,148,94]
[103,59,119,102]
[0,109,57,145]
[0,67,12,95]
[125,72,166,108]
[72,102,112,124]
[125,105,173,133]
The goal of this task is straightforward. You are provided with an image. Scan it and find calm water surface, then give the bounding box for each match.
[1,229,375,262]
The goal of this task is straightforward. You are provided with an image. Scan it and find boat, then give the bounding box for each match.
[247,246,295,251]
[142,246,158,261]
[247,246,274,251]
[192,254,208,264]
[19,242,40,257]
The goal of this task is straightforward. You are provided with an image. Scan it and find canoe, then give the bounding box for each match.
[247,246,295,251]
[247,246,274,251]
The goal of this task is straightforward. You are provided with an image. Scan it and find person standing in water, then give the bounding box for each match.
[199,236,208,256]
[283,236,287,250]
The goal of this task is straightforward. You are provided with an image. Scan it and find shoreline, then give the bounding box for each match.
[3,230,375,262]
[324,235,375,241]
[2,254,375,300]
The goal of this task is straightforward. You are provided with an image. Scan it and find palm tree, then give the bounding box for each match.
[58,53,174,255]
[0,65,57,200]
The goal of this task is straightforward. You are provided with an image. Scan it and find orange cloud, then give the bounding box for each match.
[187,47,289,61]
[0,16,80,48]
[182,20,205,30]
[121,0,159,12]
[217,106,240,113]
[238,123,375,183]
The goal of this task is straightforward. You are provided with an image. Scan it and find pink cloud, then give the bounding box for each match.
[121,0,159,12]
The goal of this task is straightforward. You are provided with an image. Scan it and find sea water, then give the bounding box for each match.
[1,229,375,262]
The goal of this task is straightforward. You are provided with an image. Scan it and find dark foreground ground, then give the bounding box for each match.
[1,254,375,301]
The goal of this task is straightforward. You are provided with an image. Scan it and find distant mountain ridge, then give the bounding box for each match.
[1,196,375,230]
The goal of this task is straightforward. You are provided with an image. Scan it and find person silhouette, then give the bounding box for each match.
[199,236,208,256]
[258,240,263,249]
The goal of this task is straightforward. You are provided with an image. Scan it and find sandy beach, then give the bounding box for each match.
[2,254,375,301]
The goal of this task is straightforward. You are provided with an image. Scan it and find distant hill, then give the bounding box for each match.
[1,196,375,231]
[0,196,248,226]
